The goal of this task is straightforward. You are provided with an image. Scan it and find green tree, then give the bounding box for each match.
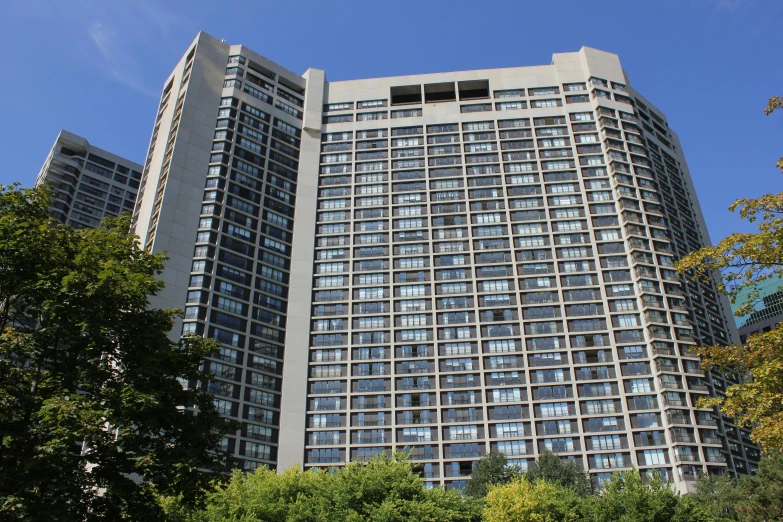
[483,475,581,522]
[0,185,234,521]
[167,452,482,522]
[675,95,783,449]
[524,450,592,496]
[736,451,783,522]
[588,469,712,522]
[690,473,741,521]
[464,450,514,498]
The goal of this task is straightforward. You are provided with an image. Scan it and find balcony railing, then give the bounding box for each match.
[675,454,697,462]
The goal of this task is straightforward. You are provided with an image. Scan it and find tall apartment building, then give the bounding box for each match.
[131,31,759,493]
[732,276,783,343]
[35,130,142,227]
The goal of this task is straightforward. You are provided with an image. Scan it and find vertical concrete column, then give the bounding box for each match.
[277,69,326,469]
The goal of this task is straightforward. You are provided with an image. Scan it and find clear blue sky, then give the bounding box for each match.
[0,0,780,244]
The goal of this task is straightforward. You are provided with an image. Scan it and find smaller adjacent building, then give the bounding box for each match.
[732,276,783,343]
[35,130,142,228]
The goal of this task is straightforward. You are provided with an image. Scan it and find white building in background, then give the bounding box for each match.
[35,130,141,227]
[130,31,759,493]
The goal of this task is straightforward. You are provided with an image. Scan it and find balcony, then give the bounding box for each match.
[581,388,616,398]
[645,312,667,323]
[400,367,432,375]
[628,400,657,411]
[578,371,611,381]
[310,439,341,447]
[667,415,691,425]
[400,435,431,443]
[632,253,654,264]
[310,457,342,464]
[540,427,573,436]
[357,420,387,426]
[356,437,388,445]
[635,438,665,447]
[398,384,433,391]
[530,358,566,367]
[648,328,672,340]
[642,298,665,309]
[444,397,478,406]
[444,364,473,373]
[574,356,612,365]
[355,401,385,410]
[449,451,481,458]
[677,332,696,343]
[401,400,431,408]
[586,424,623,433]
[448,433,479,441]
[356,386,388,394]
[636,267,656,278]
[355,369,389,376]
[443,381,479,389]
[629,240,650,251]
[675,454,697,463]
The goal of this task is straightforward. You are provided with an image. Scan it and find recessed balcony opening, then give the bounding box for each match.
[247,60,276,80]
[424,82,456,103]
[279,76,304,95]
[458,79,490,100]
[391,85,422,106]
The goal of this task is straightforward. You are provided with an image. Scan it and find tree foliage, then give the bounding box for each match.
[0,184,235,521]
[524,451,592,496]
[464,450,514,498]
[161,451,783,522]
[163,452,482,522]
[693,324,783,450]
[689,473,742,522]
[765,95,783,172]
[734,451,783,522]
[675,96,783,449]
[483,475,581,522]
[688,452,783,522]
[585,469,714,522]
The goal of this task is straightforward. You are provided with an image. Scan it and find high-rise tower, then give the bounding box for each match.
[132,31,759,492]
[35,130,142,227]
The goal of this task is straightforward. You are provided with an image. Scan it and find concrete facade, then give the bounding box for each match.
[35,130,141,228]
[131,32,760,492]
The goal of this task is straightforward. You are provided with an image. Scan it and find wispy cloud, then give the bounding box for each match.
[82,0,197,99]
[9,0,202,99]
[87,19,160,98]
